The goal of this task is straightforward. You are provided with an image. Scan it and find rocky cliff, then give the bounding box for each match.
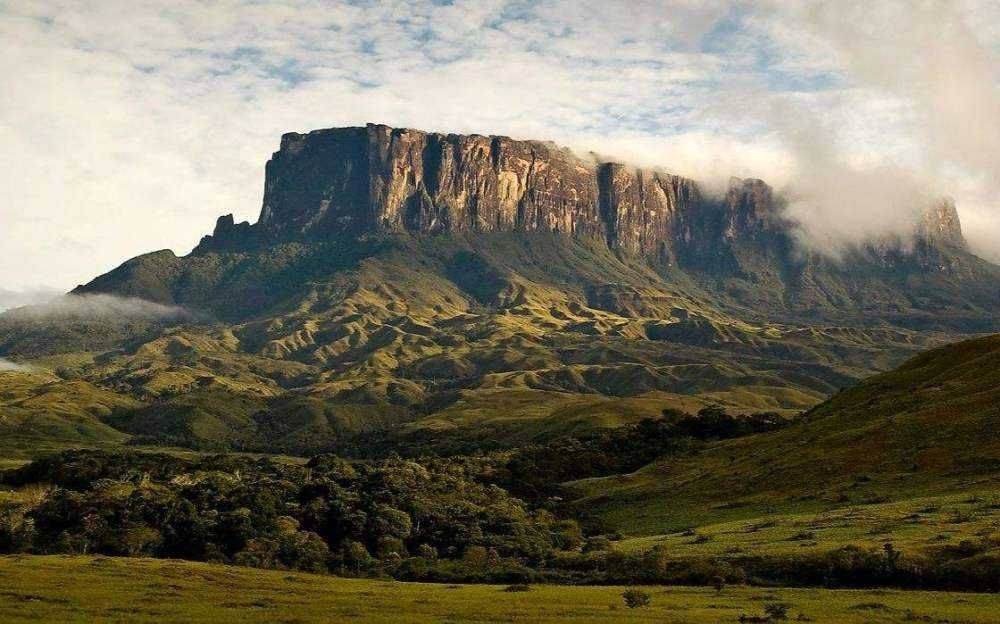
[199,124,786,259]
[200,123,974,271]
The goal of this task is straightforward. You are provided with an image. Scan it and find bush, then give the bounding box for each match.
[764,603,790,620]
[504,584,531,592]
[622,589,651,609]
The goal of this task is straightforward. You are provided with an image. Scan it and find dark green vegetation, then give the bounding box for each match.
[2,444,997,591]
[3,331,999,591]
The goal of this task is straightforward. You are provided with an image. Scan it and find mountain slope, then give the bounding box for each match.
[568,333,1000,534]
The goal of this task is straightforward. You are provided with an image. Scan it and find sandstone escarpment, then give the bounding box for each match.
[214,124,776,260]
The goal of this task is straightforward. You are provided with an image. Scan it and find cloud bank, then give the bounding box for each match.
[1,0,998,289]
[0,294,193,322]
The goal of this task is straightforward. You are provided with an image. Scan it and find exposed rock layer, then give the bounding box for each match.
[204,124,969,264]
[206,124,792,258]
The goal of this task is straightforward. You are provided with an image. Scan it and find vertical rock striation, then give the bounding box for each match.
[242,124,757,259]
[199,123,968,269]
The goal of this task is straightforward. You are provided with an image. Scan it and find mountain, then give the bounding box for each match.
[80,124,999,329]
[1,123,998,456]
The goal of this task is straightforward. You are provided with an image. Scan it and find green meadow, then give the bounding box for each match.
[1,555,998,623]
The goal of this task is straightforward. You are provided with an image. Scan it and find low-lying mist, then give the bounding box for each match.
[0,287,61,313]
[0,293,195,322]
[0,357,33,373]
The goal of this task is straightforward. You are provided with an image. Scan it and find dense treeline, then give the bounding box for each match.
[492,407,789,501]
[2,448,997,590]
[0,450,568,577]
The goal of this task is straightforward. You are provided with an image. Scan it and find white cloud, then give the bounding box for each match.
[0,293,193,321]
[0,0,998,290]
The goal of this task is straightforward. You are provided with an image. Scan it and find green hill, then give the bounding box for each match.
[0,234,964,457]
[568,334,1000,535]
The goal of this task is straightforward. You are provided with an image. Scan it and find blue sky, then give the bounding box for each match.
[1,0,998,294]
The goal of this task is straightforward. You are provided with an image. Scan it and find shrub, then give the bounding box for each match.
[622,588,651,608]
[764,603,790,620]
[712,575,726,593]
[504,584,531,592]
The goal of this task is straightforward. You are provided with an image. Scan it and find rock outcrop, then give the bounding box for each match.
[917,198,966,249]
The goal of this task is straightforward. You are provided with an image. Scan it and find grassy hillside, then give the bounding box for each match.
[568,334,1000,535]
[1,555,997,623]
[0,370,135,459]
[0,234,963,457]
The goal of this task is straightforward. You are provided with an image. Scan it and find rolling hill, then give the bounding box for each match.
[567,333,1000,535]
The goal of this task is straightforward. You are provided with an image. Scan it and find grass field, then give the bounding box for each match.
[0,555,998,623]
[568,335,1000,537]
[615,490,1000,558]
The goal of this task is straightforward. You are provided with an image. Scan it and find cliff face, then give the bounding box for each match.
[220,124,768,259]
[72,123,1000,335]
[193,122,986,296]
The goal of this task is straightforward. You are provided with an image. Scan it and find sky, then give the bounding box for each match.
[1,0,998,296]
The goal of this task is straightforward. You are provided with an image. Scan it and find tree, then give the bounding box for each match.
[622,589,651,609]
[416,543,438,559]
[551,519,584,550]
[376,536,407,559]
[463,545,489,572]
[344,540,372,575]
[122,524,162,557]
[0,508,35,553]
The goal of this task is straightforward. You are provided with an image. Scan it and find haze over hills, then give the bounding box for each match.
[0,124,998,456]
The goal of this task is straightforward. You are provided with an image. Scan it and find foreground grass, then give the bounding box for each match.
[0,555,998,623]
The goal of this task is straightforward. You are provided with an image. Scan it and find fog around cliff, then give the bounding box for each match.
[2,0,998,290]
[0,294,194,322]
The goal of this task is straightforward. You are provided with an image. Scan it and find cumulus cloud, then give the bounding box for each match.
[0,0,998,287]
[0,294,194,322]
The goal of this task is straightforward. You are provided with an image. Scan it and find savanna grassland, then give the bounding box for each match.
[1,555,998,624]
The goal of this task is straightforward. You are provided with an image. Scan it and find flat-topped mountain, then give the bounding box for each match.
[83,124,997,330]
[1,124,997,456]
